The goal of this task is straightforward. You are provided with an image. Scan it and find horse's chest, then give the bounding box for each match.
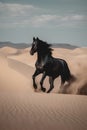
[36,56,48,70]
[36,61,44,69]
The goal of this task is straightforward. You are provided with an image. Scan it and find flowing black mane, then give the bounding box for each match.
[37,38,53,56]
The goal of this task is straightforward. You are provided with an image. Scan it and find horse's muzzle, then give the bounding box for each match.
[30,50,34,55]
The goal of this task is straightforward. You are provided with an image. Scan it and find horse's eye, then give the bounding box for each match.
[33,41,36,45]
[33,43,35,46]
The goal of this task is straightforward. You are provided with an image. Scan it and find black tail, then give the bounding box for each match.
[63,60,76,82]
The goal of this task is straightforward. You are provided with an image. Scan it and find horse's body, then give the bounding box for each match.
[30,37,72,93]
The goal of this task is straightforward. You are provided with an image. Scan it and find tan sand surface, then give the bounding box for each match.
[0,46,87,130]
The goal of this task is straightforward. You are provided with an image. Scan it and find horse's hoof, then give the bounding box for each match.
[47,90,50,93]
[41,87,46,92]
[33,84,37,89]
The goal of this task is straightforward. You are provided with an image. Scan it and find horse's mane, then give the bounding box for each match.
[38,39,53,56]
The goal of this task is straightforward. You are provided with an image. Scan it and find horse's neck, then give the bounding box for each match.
[37,52,48,66]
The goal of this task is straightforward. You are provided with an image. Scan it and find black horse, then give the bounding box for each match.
[30,37,73,93]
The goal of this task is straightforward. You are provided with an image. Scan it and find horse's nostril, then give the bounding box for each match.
[30,50,33,55]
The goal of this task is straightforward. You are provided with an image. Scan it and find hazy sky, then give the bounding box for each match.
[0,0,87,46]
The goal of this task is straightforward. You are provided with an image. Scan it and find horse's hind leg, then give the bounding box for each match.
[58,75,65,92]
[40,72,46,92]
[47,77,54,93]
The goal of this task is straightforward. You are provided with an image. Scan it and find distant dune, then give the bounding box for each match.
[0,45,87,130]
[0,41,78,49]
[0,41,29,49]
[52,43,78,49]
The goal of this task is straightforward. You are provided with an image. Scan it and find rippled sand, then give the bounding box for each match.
[0,46,87,130]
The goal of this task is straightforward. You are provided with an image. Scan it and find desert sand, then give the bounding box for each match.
[0,46,87,130]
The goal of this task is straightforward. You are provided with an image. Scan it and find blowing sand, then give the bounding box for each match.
[0,46,87,130]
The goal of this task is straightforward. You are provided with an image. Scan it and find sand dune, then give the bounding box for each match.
[0,54,32,93]
[6,47,87,94]
[0,46,87,130]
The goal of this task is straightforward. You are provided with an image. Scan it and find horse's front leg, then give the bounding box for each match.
[32,69,41,89]
[47,77,54,93]
[40,72,46,92]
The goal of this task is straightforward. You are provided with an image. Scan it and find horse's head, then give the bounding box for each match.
[30,37,39,55]
[30,37,53,55]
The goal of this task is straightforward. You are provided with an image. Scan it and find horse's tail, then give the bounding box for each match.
[63,60,76,82]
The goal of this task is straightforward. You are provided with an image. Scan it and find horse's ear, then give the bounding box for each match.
[37,37,39,41]
[33,37,35,41]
